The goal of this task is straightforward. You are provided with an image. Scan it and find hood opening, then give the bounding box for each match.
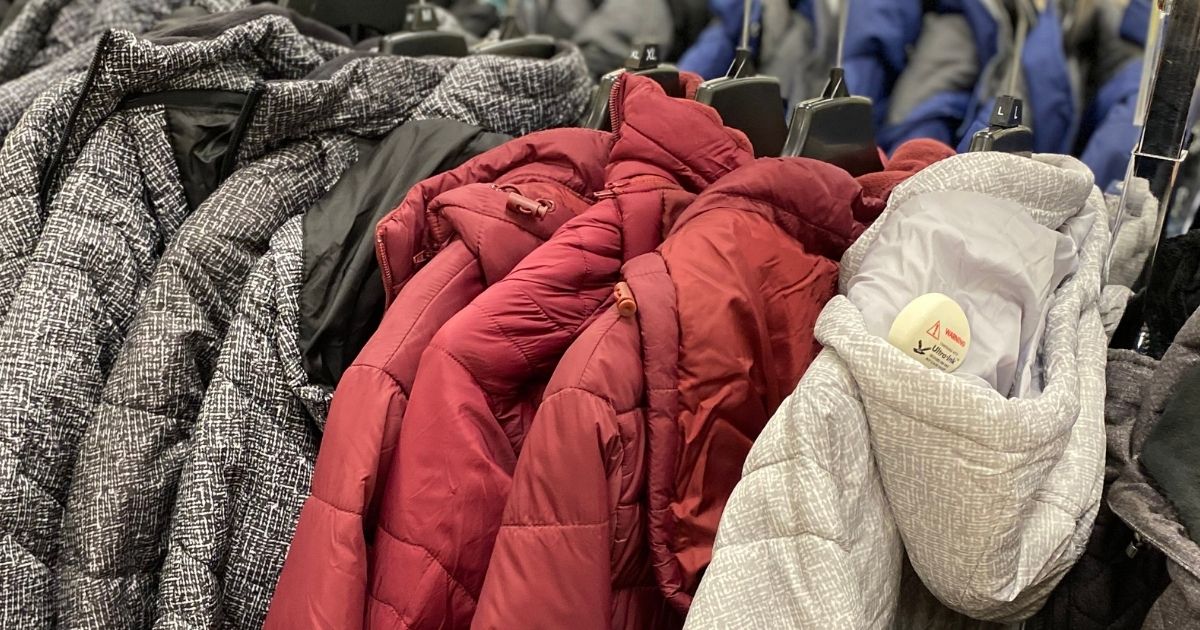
[117,86,263,211]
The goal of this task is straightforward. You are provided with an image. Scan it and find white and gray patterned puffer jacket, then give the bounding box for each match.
[0,14,350,628]
[0,14,554,630]
[154,49,591,628]
[0,6,348,323]
[686,153,1114,628]
[56,41,588,630]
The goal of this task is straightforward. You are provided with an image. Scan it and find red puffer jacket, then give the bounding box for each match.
[365,73,754,630]
[264,128,614,630]
[472,141,956,630]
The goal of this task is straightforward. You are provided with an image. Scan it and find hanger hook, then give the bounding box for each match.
[836,0,850,69]
[738,0,752,51]
[1006,0,1034,97]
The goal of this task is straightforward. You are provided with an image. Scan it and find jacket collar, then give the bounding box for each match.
[51,13,593,198]
[604,72,754,190]
[841,152,1096,288]
[663,139,954,262]
[375,127,612,304]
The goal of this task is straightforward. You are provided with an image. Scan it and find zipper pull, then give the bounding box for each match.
[594,183,625,200]
[1126,532,1144,559]
[614,281,637,317]
[495,184,555,219]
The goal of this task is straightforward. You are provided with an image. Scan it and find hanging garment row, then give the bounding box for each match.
[0,0,1192,628]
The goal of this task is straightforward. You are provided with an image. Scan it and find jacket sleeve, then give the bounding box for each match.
[268,243,484,630]
[366,341,511,630]
[472,388,622,630]
[685,351,903,630]
[264,367,405,630]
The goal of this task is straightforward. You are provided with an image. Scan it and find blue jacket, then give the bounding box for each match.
[956,5,1076,155]
[677,0,765,79]
[1078,0,1150,189]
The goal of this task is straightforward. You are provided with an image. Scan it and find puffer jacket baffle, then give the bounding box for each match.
[687,152,1112,628]
[472,140,953,630]
[266,126,614,630]
[362,72,753,630]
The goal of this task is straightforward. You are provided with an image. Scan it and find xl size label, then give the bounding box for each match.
[887,293,970,373]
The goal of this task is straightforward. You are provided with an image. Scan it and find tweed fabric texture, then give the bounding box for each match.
[0,17,355,627]
[1108,314,1200,629]
[0,0,81,81]
[18,33,587,630]
[0,75,84,322]
[687,152,1111,628]
[153,218,327,630]
[0,0,257,145]
[153,55,592,628]
[55,43,590,630]
[0,14,340,326]
[55,135,362,630]
[0,104,194,629]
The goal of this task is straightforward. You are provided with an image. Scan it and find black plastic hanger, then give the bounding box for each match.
[581,43,683,130]
[968,0,1033,155]
[381,0,469,57]
[692,0,787,157]
[780,0,884,176]
[472,0,556,59]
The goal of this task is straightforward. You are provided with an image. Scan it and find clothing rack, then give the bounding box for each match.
[1110,0,1200,352]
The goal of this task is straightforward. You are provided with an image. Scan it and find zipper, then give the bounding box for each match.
[608,72,627,140]
[40,28,114,206]
[375,231,395,302]
[593,181,628,200]
[216,82,265,181]
[1112,499,1200,575]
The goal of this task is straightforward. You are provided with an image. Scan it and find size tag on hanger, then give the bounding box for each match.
[887,293,971,373]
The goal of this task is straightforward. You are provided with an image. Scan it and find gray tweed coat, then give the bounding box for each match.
[56,40,590,630]
[0,6,346,323]
[150,49,590,630]
[0,14,350,627]
[1108,315,1200,630]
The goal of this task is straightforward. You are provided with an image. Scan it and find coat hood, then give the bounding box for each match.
[818,152,1109,620]
[646,140,951,614]
[374,127,613,304]
[664,139,955,255]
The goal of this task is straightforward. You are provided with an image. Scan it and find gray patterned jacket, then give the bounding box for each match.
[1108,317,1200,630]
[154,51,590,628]
[57,44,589,630]
[0,15,355,628]
[0,6,347,323]
[686,153,1113,628]
[0,0,255,143]
[154,217,322,630]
